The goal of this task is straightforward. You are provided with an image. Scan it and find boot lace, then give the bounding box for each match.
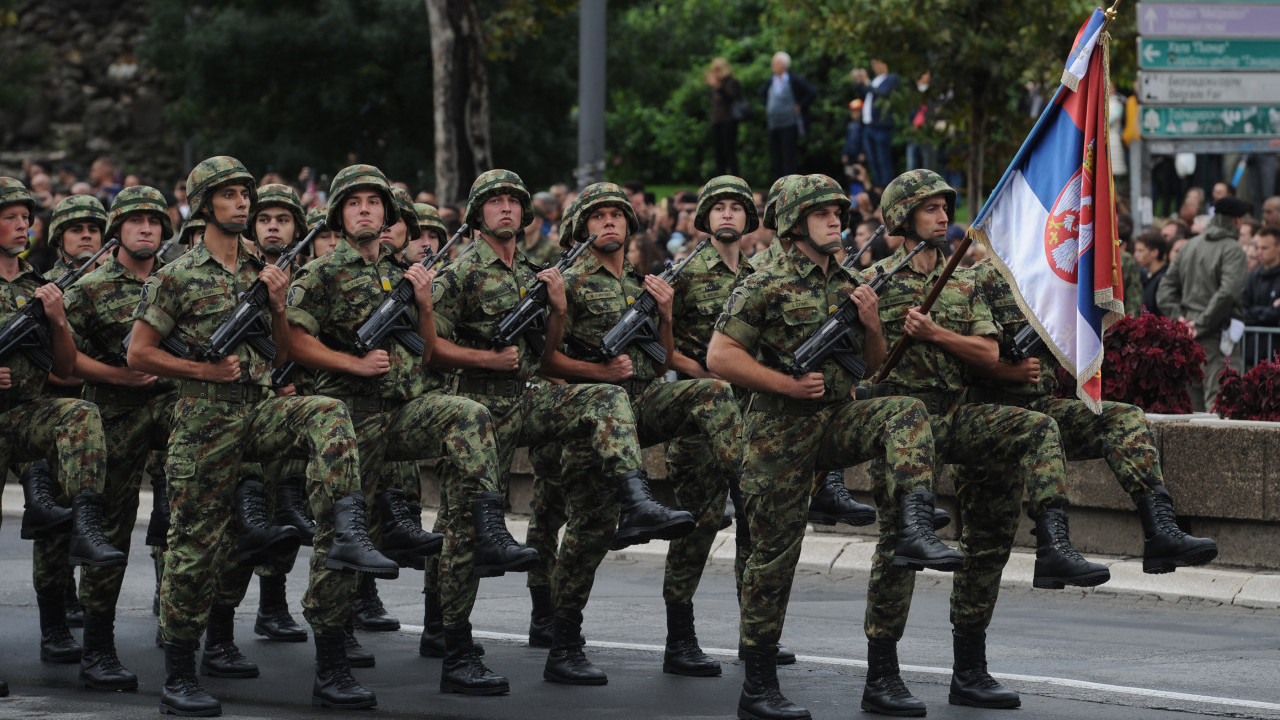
[1043,513,1087,562]
[477,501,521,550]
[346,499,382,552]
[238,485,272,530]
[1148,493,1187,539]
[78,498,112,547]
[25,467,61,509]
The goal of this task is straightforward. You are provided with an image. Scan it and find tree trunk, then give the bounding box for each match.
[426,0,491,206]
[966,100,987,220]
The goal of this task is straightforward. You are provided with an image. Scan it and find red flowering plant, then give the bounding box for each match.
[1053,312,1205,413]
[1214,358,1280,420]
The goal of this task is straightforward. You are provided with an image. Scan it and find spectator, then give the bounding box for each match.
[1263,195,1280,227]
[841,100,867,173]
[69,180,92,196]
[905,71,937,172]
[173,179,190,219]
[705,57,744,176]
[1242,226,1280,326]
[1157,196,1250,411]
[627,230,667,276]
[849,219,880,268]
[1118,212,1142,316]
[759,51,815,181]
[1133,230,1168,316]
[88,156,120,206]
[623,179,651,230]
[1160,218,1191,244]
[54,162,79,193]
[852,58,899,189]
[1212,181,1234,204]
[27,172,53,209]
[122,173,142,188]
[1169,236,1189,264]
[1240,217,1262,272]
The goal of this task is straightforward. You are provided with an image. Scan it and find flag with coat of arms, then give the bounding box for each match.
[968,6,1123,411]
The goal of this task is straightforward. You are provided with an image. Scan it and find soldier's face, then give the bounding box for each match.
[424,229,443,255]
[208,185,251,228]
[482,194,522,239]
[120,214,160,255]
[586,205,629,252]
[911,197,950,242]
[711,200,746,235]
[0,205,29,251]
[342,190,385,242]
[63,221,102,258]
[403,234,430,263]
[380,218,408,251]
[804,204,844,253]
[255,208,295,250]
[313,229,340,258]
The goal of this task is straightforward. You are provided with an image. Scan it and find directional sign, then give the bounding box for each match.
[1139,38,1280,70]
[1138,3,1280,38]
[1139,71,1280,104]
[1140,105,1280,137]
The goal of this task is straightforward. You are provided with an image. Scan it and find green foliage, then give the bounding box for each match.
[0,0,48,111]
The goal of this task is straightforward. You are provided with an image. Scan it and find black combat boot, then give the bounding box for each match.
[527,585,555,648]
[419,590,446,657]
[948,630,1020,709]
[1136,486,1219,574]
[234,479,301,564]
[312,628,377,709]
[160,640,220,716]
[610,470,696,550]
[65,573,84,627]
[68,491,127,567]
[254,574,307,642]
[1032,508,1110,589]
[145,471,170,548]
[201,604,259,678]
[472,491,539,578]
[807,470,876,526]
[663,602,720,676]
[543,612,607,685]
[738,645,810,720]
[352,574,399,631]
[80,610,138,691]
[738,643,796,665]
[892,489,964,571]
[274,474,315,546]
[933,506,952,530]
[441,623,509,695]
[343,617,375,668]
[378,488,441,570]
[325,492,399,578]
[20,461,72,539]
[38,592,82,663]
[0,675,7,697]
[861,640,925,717]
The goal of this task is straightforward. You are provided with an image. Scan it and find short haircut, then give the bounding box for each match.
[1257,225,1280,244]
[1134,229,1167,261]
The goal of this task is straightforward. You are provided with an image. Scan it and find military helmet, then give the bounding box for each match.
[391,186,421,240]
[178,215,206,244]
[564,182,638,246]
[694,175,759,235]
[250,183,306,242]
[186,156,257,221]
[326,164,399,236]
[775,174,851,239]
[464,169,532,232]
[762,174,799,232]
[557,194,583,248]
[49,194,107,249]
[881,169,956,236]
[0,176,37,218]
[414,202,448,242]
[106,185,174,242]
[305,205,326,231]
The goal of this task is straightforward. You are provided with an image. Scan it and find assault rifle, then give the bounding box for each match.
[270,361,299,389]
[1007,324,1045,362]
[594,237,711,364]
[842,225,885,270]
[491,234,596,356]
[0,239,119,372]
[785,237,930,380]
[353,223,466,357]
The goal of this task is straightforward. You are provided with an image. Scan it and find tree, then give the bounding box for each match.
[426,0,490,206]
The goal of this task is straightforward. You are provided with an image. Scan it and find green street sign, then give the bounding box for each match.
[1140,105,1280,137]
[1140,38,1280,70]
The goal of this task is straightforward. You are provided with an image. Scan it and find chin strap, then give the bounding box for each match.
[713,228,742,243]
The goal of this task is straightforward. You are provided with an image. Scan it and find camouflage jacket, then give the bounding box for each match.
[562,250,662,382]
[134,239,274,388]
[432,236,547,381]
[0,258,54,401]
[671,242,753,367]
[968,258,1056,397]
[750,236,791,270]
[524,233,561,269]
[865,244,996,395]
[288,238,428,400]
[716,248,866,402]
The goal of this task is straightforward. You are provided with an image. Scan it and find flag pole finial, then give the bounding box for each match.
[1104,0,1123,26]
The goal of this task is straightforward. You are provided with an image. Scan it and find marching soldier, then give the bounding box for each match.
[127,156,397,716]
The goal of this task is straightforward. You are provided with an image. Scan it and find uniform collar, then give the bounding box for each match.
[7,257,45,284]
[472,235,531,269]
[888,242,946,279]
[187,236,258,270]
[580,248,634,279]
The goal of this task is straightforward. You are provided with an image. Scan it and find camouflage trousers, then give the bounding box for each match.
[160,394,359,643]
[864,401,1058,641]
[76,392,176,614]
[209,459,308,611]
[532,378,742,617]
[739,396,934,650]
[443,380,641,623]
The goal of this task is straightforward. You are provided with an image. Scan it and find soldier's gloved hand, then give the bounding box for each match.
[260,265,289,314]
[352,349,392,377]
[539,267,567,315]
[405,265,435,313]
[1010,357,1041,384]
[485,346,520,372]
[783,371,826,400]
[205,355,242,383]
[599,354,634,382]
[34,283,67,325]
[0,366,11,390]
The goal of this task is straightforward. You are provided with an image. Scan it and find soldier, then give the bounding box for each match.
[430,170,691,687]
[965,258,1217,574]
[127,156,397,716]
[0,178,124,691]
[748,174,799,268]
[62,186,181,691]
[308,206,342,259]
[705,174,961,720]
[287,164,532,695]
[857,169,1081,715]
[46,193,107,278]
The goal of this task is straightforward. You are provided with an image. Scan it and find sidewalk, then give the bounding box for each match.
[7,483,1276,610]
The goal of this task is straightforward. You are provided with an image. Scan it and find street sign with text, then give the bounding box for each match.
[1139,71,1280,104]
[1140,105,1280,137]
[1137,3,1280,38]
[1139,38,1280,70]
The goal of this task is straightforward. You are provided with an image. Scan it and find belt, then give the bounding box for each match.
[456,376,527,398]
[856,382,962,415]
[334,395,407,415]
[177,379,269,405]
[747,392,839,416]
[84,384,152,407]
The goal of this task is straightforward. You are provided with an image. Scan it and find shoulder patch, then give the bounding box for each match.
[287,286,305,307]
[725,286,751,316]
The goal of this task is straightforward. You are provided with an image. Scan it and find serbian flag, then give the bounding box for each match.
[970,7,1123,411]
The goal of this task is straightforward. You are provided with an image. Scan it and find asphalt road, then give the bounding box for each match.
[0,518,1277,720]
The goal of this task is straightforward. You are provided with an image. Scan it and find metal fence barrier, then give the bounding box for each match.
[1240,326,1280,372]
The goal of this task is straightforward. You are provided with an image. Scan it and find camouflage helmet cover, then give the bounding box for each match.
[762,174,799,231]
[178,215,206,244]
[694,175,759,234]
[49,194,108,249]
[557,194,583,248]
[250,183,306,242]
[563,182,638,248]
[106,185,174,242]
[464,169,532,232]
[414,202,448,241]
[0,176,38,218]
[881,169,956,236]
[186,156,257,221]
[391,186,421,240]
[775,174,851,240]
[305,205,326,231]
[326,164,400,235]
